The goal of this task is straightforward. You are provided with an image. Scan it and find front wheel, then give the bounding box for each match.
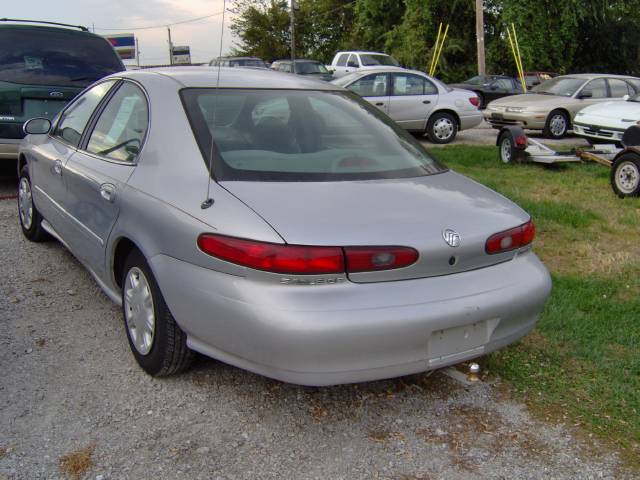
[610,153,640,198]
[122,250,193,376]
[543,110,569,139]
[18,165,49,242]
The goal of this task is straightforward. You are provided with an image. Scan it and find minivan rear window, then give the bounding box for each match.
[181,88,446,182]
[0,28,123,87]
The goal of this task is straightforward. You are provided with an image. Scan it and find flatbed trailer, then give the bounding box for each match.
[495,125,640,198]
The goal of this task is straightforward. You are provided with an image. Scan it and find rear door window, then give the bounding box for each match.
[53,80,117,147]
[609,79,634,97]
[86,82,148,162]
[0,28,123,87]
[393,74,426,96]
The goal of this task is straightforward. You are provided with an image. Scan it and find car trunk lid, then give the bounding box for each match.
[220,171,531,282]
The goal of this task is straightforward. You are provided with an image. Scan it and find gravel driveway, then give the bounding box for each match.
[0,153,632,480]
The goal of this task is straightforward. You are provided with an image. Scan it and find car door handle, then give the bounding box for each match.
[100,183,116,203]
[53,159,63,176]
[422,100,431,104]
[375,102,385,106]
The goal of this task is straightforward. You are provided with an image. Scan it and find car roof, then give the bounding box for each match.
[556,73,638,80]
[274,59,322,63]
[0,22,101,38]
[119,67,341,90]
[336,51,392,55]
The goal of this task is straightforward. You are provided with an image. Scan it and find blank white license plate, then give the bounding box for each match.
[427,320,497,366]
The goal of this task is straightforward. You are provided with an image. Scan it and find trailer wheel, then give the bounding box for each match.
[498,130,525,164]
[610,153,640,198]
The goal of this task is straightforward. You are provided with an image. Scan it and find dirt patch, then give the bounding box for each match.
[58,444,95,480]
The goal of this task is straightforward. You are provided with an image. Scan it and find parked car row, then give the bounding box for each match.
[484,74,640,139]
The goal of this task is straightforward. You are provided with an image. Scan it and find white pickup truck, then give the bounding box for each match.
[329,51,401,78]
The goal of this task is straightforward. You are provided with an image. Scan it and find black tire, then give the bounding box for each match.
[498,131,517,164]
[610,153,640,198]
[121,249,193,376]
[543,109,570,139]
[17,165,49,242]
[427,111,458,144]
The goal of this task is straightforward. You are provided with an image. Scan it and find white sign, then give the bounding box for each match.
[172,46,191,65]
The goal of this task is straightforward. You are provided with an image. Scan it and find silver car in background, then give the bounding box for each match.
[333,68,483,143]
[18,68,551,386]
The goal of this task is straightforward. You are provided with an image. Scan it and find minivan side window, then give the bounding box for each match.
[86,82,149,163]
[54,80,116,147]
[609,79,633,98]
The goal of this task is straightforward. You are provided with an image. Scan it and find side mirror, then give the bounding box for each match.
[489,84,498,90]
[623,94,630,101]
[579,91,592,99]
[23,117,51,135]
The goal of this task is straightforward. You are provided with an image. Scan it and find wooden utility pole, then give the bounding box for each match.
[475,0,485,75]
[290,0,298,64]
[167,27,173,65]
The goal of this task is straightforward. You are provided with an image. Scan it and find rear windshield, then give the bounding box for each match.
[295,62,329,75]
[531,77,585,97]
[0,29,123,87]
[359,54,399,67]
[181,89,446,182]
[230,59,266,68]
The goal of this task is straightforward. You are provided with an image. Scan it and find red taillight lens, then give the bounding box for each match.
[344,246,419,273]
[197,234,344,274]
[469,97,480,107]
[485,220,536,254]
[197,235,420,275]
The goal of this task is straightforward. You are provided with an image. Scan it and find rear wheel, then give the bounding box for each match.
[543,110,569,139]
[427,112,458,144]
[497,130,526,164]
[122,250,193,376]
[18,165,48,242]
[610,153,640,198]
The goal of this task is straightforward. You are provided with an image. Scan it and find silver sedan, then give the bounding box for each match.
[332,67,483,143]
[17,67,551,386]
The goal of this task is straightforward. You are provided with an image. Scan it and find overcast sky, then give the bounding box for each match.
[4,0,237,65]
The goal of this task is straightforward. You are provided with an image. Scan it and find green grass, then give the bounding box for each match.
[428,145,640,463]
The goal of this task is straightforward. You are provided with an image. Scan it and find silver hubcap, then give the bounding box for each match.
[549,114,566,137]
[124,267,155,355]
[500,138,512,163]
[18,177,33,229]
[433,117,454,140]
[615,161,639,194]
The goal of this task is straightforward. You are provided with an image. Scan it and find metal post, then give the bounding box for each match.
[167,27,173,65]
[475,0,485,75]
[290,0,297,65]
[135,37,140,67]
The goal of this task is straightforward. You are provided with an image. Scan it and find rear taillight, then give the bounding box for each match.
[344,246,419,273]
[469,97,480,107]
[197,234,344,274]
[197,234,419,274]
[485,220,535,254]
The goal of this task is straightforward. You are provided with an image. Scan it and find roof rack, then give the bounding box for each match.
[0,18,89,32]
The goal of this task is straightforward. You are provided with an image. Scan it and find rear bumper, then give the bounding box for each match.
[459,111,484,131]
[151,250,552,386]
[0,139,20,160]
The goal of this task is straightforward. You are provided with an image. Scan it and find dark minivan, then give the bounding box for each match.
[0,20,124,161]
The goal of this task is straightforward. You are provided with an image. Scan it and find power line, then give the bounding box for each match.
[94,11,224,31]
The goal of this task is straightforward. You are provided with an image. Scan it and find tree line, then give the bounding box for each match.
[229,0,639,82]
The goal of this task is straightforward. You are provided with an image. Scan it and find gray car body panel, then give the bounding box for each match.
[19,67,551,385]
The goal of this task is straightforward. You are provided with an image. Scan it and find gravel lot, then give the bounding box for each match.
[0,135,631,480]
